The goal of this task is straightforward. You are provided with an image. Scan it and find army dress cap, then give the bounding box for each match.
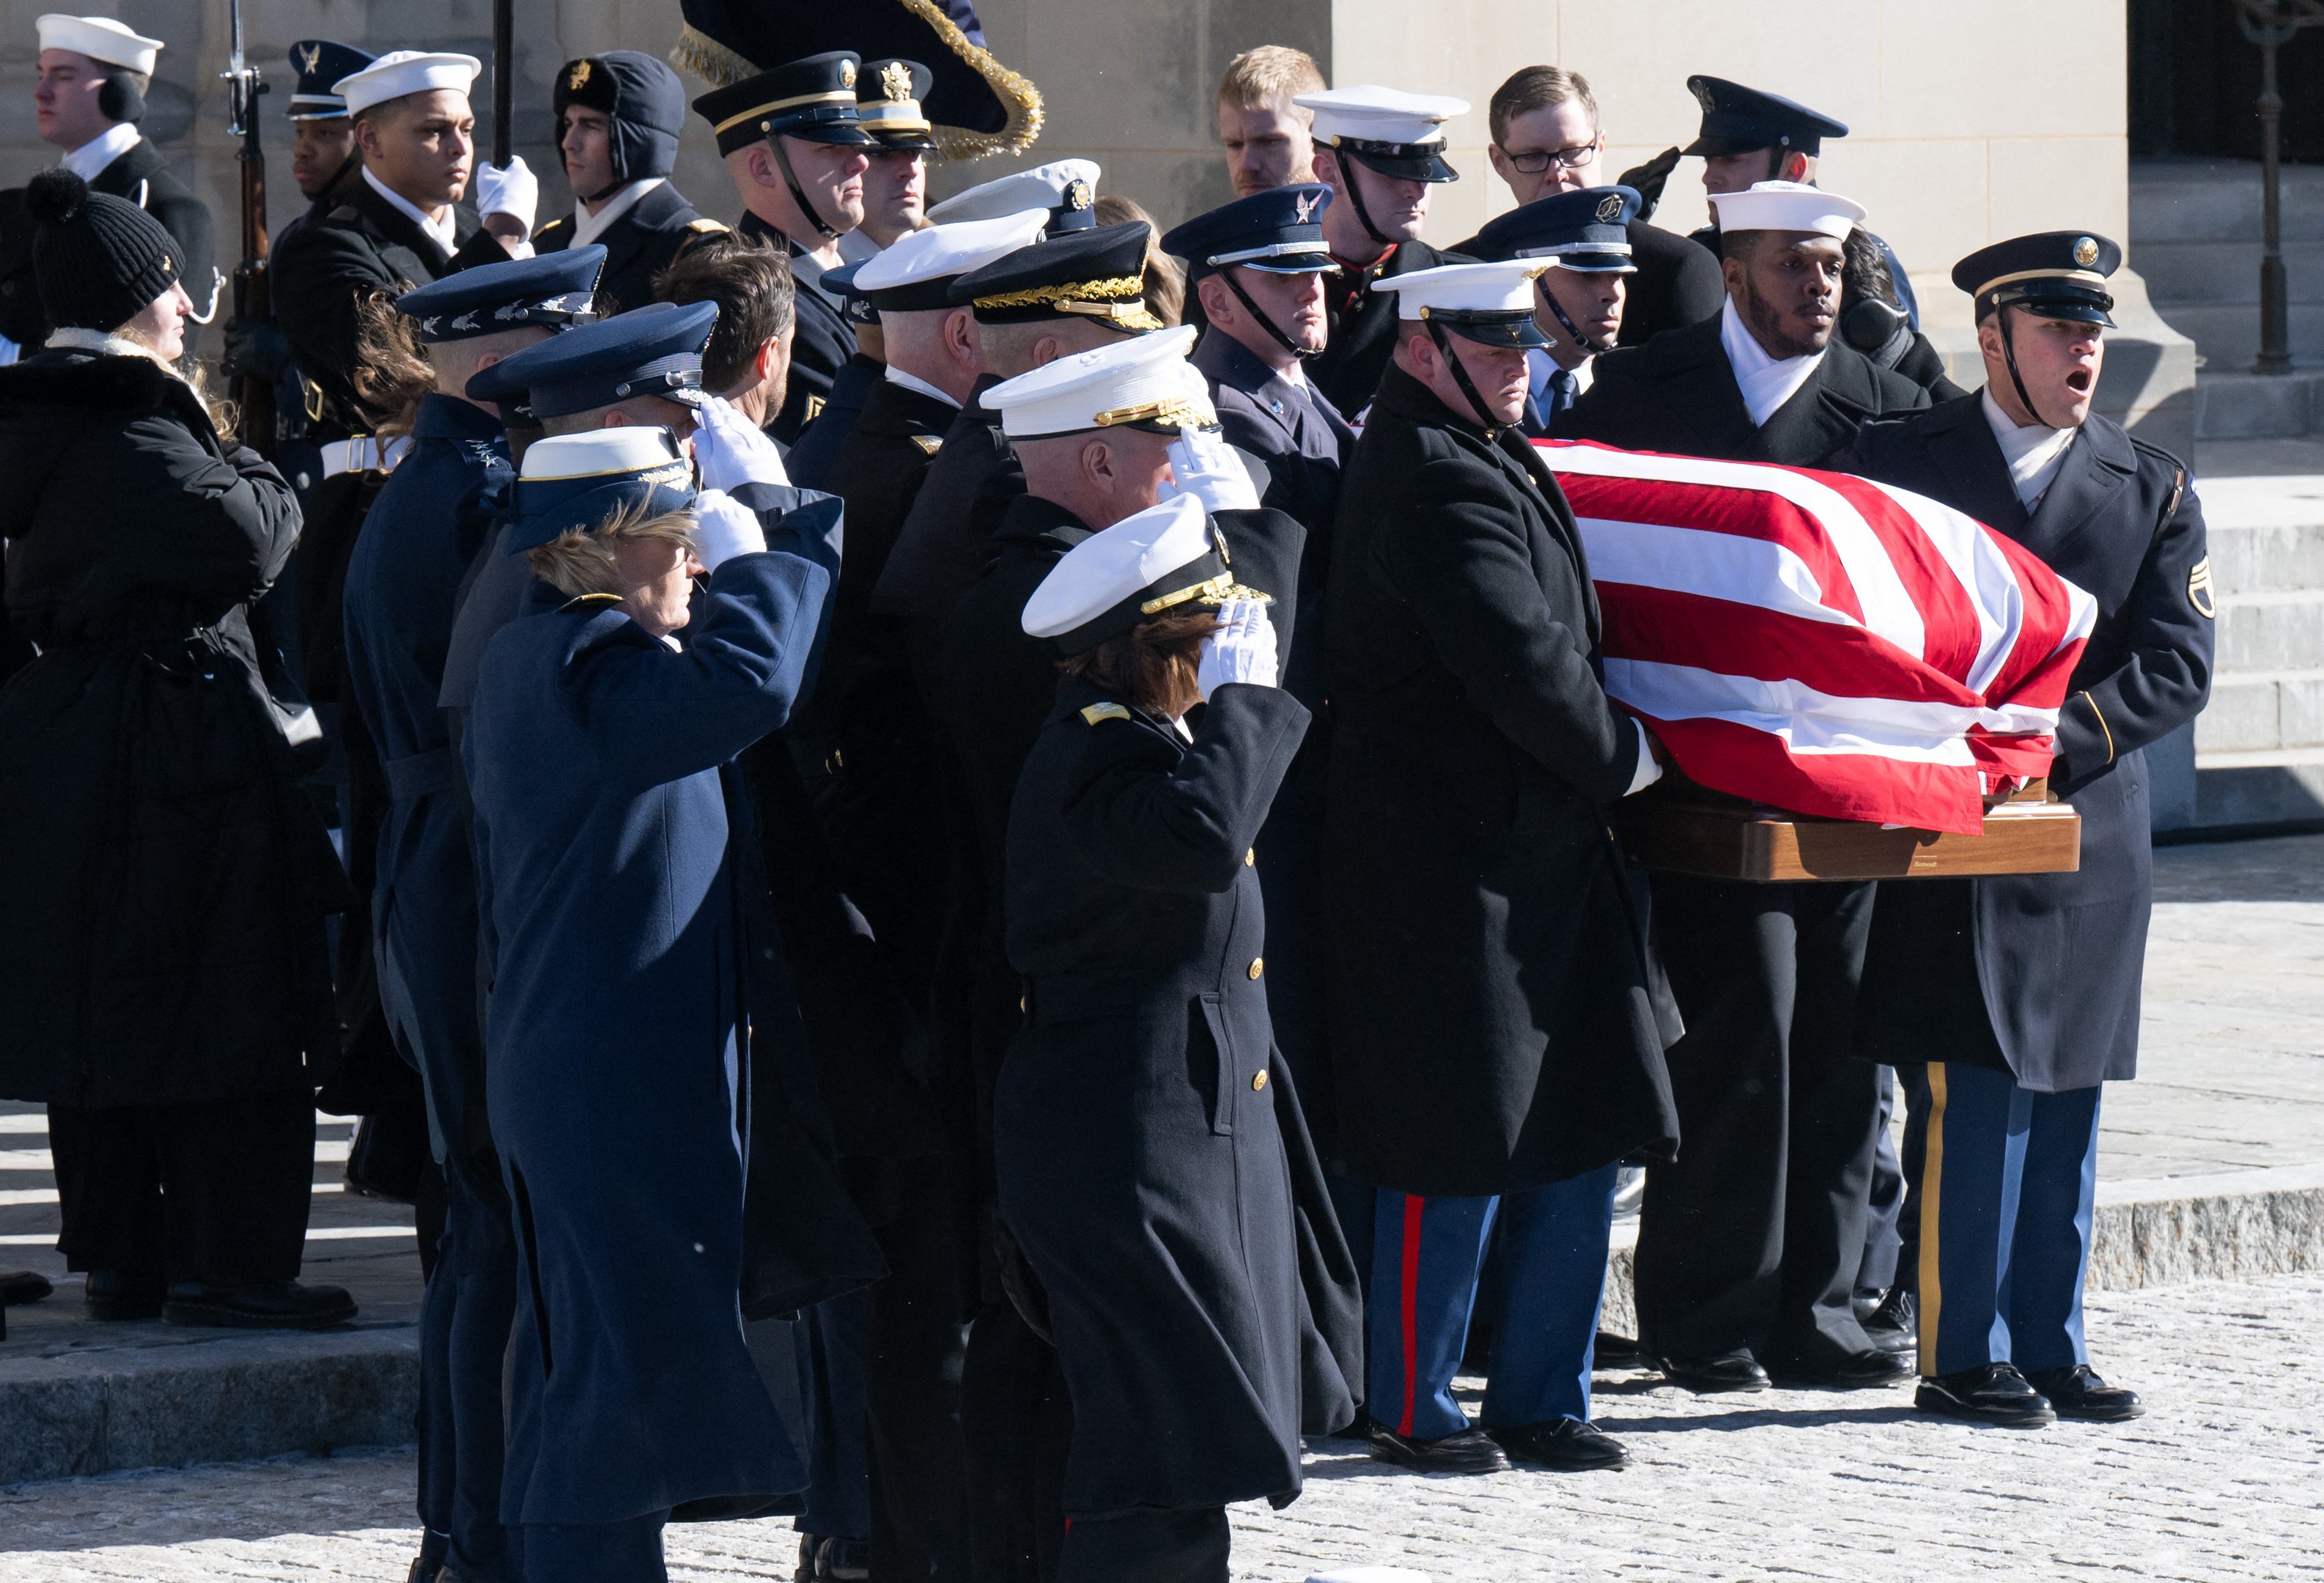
[506,427,695,553]
[1706,180,1864,240]
[1294,85,1468,182]
[1371,259,1552,349]
[556,52,689,186]
[35,14,161,74]
[1682,75,1849,158]
[853,208,1048,311]
[1474,185,1640,271]
[1953,231,2121,327]
[1022,492,1265,653]
[857,58,939,152]
[334,51,482,118]
[983,322,1206,439]
[693,51,875,157]
[926,158,1101,234]
[1160,185,1335,279]
[950,218,1161,331]
[468,300,719,418]
[286,40,375,119]
[396,246,607,342]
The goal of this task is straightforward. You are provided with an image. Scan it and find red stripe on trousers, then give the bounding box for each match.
[1398,1193,1424,1438]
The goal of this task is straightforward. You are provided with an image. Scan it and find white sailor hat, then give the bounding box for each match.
[36,14,162,75]
[853,210,1051,311]
[333,51,482,118]
[1371,260,1552,348]
[1706,180,1865,240]
[982,323,1211,440]
[926,158,1102,234]
[1022,493,1266,652]
[1294,85,1468,181]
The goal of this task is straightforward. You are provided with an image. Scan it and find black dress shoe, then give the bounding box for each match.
[0,1269,52,1306]
[1658,1351,1770,1392]
[2027,1364,2144,1423]
[1916,1362,2056,1426]
[1365,1418,1510,1474]
[84,1269,165,1321]
[1766,1346,1915,1389]
[1862,1287,1917,1355]
[1593,1330,1649,1369]
[1490,1418,1630,1471]
[163,1280,357,1330]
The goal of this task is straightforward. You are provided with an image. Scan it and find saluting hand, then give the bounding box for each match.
[1162,423,1261,515]
[692,489,769,572]
[1195,598,1279,701]
[474,156,540,243]
[693,395,792,492]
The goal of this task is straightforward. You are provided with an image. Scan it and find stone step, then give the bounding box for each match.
[2216,587,2324,670]
[2194,372,2324,440]
[2130,160,2324,244]
[2138,238,2324,307]
[2194,669,2324,753]
[2186,752,2324,827]
[2205,513,2324,594]
[2149,302,2324,372]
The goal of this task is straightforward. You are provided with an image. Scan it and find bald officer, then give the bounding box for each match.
[1842,234,2212,1428]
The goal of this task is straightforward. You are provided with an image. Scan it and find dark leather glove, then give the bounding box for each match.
[221,315,292,383]
[1616,146,1683,220]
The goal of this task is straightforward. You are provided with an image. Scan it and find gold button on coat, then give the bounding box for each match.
[1252,1070,1269,1091]
[1247,957,1264,979]
[1244,848,1255,866]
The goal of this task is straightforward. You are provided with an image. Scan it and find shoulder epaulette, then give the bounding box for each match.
[910,432,943,455]
[1079,701,1133,726]
[685,217,730,235]
[558,592,625,613]
[2128,432,2191,474]
[534,216,569,238]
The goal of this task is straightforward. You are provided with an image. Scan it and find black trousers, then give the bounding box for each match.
[1634,876,1883,1363]
[1055,1508,1228,1583]
[866,1165,973,1579]
[418,1146,516,1582]
[962,1300,1070,1583]
[49,1090,315,1285]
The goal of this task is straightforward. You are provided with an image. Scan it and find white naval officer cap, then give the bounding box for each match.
[852,209,1052,310]
[35,14,163,74]
[926,158,1102,230]
[333,50,482,117]
[981,322,1211,440]
[1371,259,1552,348]
[1022,492,1261,652]
[1293,84,1468,150]
[1707,180,1867,240]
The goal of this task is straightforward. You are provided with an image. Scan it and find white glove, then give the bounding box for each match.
[1195,598,1278,701]
[692,394,791,491]
[1163,423,1261,514]
[692,488,767,572]
[473,156,539,239]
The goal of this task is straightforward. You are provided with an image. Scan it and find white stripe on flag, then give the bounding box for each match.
[1576,517,1854,627]
[1604,659,2059,761]
[1863,479,2024,693]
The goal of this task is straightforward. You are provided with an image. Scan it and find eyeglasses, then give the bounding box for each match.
[1497,136,1601,174]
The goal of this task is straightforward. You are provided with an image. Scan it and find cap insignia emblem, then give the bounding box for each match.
[299,43,322,76]
[1596,193,1625,223]
[568,59,591,92]
[1065,179,1093,210]
[1692,80,1717,113]
[879,60,914,103]
[839,59,857,89]
[1291,191,1318,224]
[2073,235,2100,267]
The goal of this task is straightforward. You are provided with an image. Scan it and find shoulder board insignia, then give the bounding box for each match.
[910,433,943,455]
[1079,701,1133,726]
[2188,557,2216,619]
[560,592,626,613]
[685,217,730,235]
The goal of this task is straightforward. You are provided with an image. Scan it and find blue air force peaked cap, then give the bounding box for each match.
[949,220,1161,331]
[693,51,874,157]
[1472,185,1640,271]
[505,427,696,553]
[1161,185,1335,280]
[468,300,720,418]
[1952,231,2122,326]
[1682,76,1848,158]
[286,40,376,119]
[555,52,688,185]
[396,246,607,342]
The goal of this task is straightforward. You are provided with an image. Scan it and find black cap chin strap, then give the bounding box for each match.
[1424,315,1505,435]
[1222,269,1319,361]
[768,135,840,240]
[1994,303,2056,432]
[1538,276,1609,357]
[1337,151,1395,251]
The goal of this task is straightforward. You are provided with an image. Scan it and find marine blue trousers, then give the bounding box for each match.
[1919,1062,2102,1378]
[1366,1165,1619,1440]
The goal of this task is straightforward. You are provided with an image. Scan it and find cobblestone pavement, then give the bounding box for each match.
[3,1274,2317,1582]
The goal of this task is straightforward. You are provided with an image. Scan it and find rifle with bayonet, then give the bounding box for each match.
[221,0,273,454]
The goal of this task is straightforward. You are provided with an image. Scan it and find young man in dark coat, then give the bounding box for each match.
[533,52,725,315]
[340,247,603,1583]
[1293,84,1475,419]
[1469,183,1644,435]
[1324,259,1680,1476]
[1559,180,1928,1395]
[1842,233,2213,1428]
[0,171,352,1331]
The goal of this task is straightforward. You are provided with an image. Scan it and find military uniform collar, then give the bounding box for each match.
[60,122,141,183]
[363,166,458,253]
[996,491,1097,551]
[1194,328,1305,407]
[1374,359,1502,442]
[413,391,509,443]
[569,177,667,249]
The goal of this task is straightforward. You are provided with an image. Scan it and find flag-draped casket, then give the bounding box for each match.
[1536,440,2098,838]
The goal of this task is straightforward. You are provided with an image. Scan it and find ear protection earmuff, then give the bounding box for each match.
[97,70,146,125]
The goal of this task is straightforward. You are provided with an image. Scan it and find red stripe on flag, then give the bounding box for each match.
[1558,471,1870,627]
[1639,712,1991,833]
[1599,584,1987,706]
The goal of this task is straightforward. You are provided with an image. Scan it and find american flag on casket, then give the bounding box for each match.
[1535,440,2099,838]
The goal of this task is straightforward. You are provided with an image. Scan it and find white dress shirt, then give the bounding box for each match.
[61,122,141,183]
[569,177,666,249]
[1980,387,2079,511]
[364,166,458,254]
[1719,295,1823,428]
[884,364,960,409]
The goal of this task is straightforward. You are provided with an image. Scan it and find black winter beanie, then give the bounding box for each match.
[24,168,182,333]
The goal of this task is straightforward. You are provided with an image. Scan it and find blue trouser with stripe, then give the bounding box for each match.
[1366,1165,1619,1439]
[1919,1061,2102,1378]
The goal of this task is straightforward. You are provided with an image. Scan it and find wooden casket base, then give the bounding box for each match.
[1617,781,2082,882]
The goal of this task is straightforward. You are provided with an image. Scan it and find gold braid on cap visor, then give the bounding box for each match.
[971,273,1163,331]
[1139,572,1272,616]
[1091,391,1216,430]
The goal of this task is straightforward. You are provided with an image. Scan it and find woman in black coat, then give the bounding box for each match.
[0,171,351,1329]
[997,494,1352,1583]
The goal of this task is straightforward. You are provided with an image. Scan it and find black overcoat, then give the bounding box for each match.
[1310,237,1469,420]
[1000,675,1354,1516]
[739,212,854,445]
[1842,395,2213,1091]
[786,351,883,490]
[0,347,342,1107]
[532,180,720,315]
[1324,364,1680,1198]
